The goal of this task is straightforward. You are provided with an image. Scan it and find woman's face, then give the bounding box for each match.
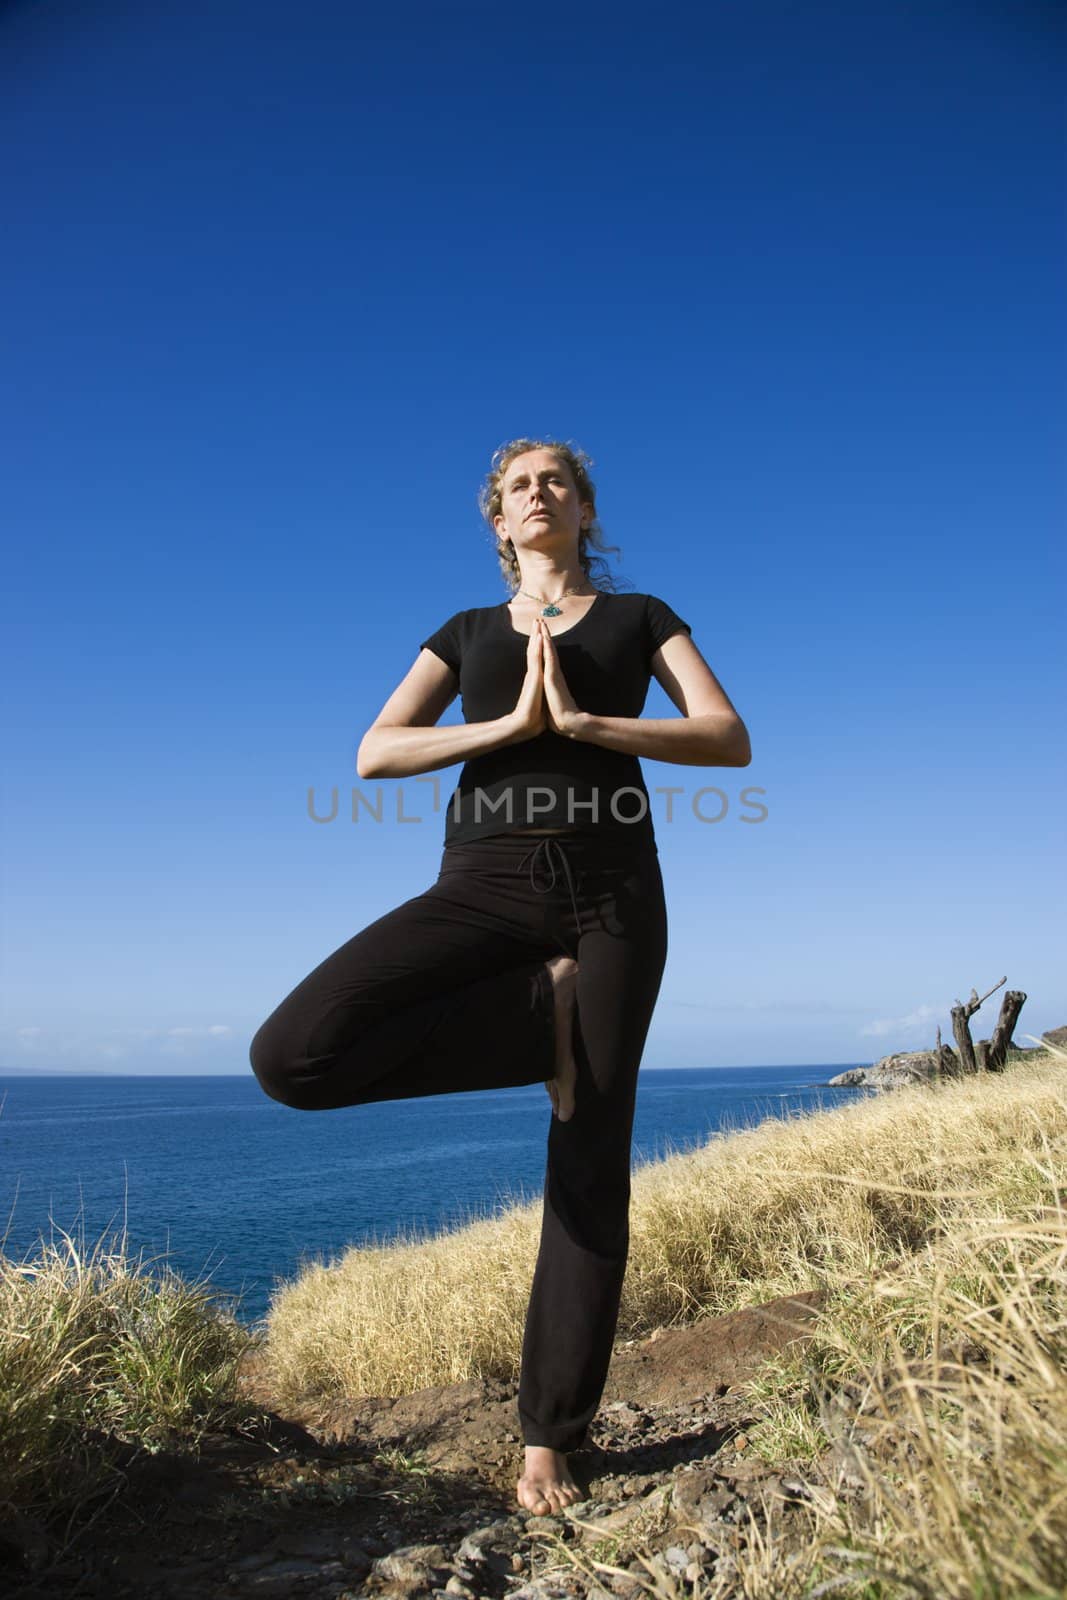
[493,449,591,557]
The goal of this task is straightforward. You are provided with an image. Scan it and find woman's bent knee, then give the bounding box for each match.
[249,1021,326,1111]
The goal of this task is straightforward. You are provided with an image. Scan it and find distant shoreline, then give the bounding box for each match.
[0,1061,876,1078]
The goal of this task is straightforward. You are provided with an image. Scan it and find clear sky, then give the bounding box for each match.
[1,0,1063,1074]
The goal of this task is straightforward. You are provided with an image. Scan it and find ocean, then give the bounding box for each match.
[0,1067,873,1326]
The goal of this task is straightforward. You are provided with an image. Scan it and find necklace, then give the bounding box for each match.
[515,583,593,618]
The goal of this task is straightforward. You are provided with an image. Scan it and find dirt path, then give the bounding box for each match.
[7,1289,851,1599]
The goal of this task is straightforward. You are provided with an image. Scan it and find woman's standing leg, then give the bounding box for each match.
[517,843,669,1452]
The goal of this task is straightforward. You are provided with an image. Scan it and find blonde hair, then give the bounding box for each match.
[477,437,626,595]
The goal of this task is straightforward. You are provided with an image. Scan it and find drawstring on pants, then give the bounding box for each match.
[516,836,582,958]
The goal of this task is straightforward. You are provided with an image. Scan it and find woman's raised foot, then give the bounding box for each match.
[544,956,578,1121]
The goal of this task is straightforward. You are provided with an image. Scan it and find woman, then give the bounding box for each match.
[249,438,751,1518]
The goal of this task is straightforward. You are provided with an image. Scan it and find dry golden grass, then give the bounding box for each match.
[544,1041,1067,1600]
[263,1046,1067,1410]
[589,1169,1067,1599]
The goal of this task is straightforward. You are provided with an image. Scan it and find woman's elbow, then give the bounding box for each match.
[715,717,751,767]
[356,731,383,780]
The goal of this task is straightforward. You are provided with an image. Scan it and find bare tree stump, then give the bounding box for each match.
[983,989,1028,1071]
[952,1001,982,1074]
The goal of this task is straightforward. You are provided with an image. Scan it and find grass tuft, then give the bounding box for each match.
[0,1224,259,1528]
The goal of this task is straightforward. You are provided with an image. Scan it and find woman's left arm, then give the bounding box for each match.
[540,621,752,767]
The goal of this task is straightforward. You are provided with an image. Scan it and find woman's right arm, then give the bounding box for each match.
[356,628,545,779]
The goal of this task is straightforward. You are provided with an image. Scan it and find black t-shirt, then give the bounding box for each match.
[418,590,692,848]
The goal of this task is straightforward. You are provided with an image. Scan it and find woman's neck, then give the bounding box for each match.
[512,563,591,598]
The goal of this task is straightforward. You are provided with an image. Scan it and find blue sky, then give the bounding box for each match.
[1,0,1063,1074]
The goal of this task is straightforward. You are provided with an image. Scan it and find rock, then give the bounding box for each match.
[372,1542,454,1587]
[602,1401,648,1429]
[829,1048,964,1090]
[670,1464,738,1526]
[573,1484,671,1548]
[457,1521,521,1554]
[607,1580,644,1600]
[455,1520,522,1577]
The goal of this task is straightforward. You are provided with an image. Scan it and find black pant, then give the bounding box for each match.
[248,826,669,1452]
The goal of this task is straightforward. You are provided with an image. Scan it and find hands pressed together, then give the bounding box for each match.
[509,617,586,742]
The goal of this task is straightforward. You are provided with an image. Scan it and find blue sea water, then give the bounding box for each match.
[0,1067,874,1326]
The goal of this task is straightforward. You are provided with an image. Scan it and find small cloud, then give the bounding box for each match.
[860,1003,947,1040]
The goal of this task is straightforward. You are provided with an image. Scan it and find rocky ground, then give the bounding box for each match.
[3,1286,869,1600]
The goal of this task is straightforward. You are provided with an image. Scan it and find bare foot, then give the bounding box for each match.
[516,1445,584,1516]
[544,956,578,1122]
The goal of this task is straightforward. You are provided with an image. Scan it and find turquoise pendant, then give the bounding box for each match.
[541,604,563,616]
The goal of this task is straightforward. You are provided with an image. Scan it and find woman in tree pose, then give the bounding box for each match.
[249,438,751,1516]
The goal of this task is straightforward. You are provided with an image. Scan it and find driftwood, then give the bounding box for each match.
[947,977,1027,1075]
